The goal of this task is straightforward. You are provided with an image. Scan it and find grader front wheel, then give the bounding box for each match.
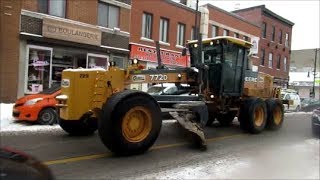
[99,90,162,156]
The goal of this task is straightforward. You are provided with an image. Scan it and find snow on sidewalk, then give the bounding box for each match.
[0,103,61,134]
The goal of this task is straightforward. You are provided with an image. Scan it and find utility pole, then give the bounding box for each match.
[194,0,199,40]
[312,48,319,98]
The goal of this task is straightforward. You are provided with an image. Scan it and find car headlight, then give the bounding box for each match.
[24,98,43,106]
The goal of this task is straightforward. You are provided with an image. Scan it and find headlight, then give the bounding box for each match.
[24,98,43,106]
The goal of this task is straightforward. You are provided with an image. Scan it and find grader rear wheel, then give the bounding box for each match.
[99,90,162,156]
[265,98,284,130]
[239,98,267,134]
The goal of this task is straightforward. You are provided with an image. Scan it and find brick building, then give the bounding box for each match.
[0,0,131,102]
[202,4,260,67]
[233,5,294,87]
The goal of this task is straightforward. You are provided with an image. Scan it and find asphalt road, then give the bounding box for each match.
[1,113,319,179]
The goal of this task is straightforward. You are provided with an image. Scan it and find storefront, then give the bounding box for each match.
[129,43,189,91]
[19,11,130,96]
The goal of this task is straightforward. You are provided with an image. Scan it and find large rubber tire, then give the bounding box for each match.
[239,98,267,134]
[99,90,162,156]
[216,111,237,126]
[58,117,97,136]
[265,98,284,130]
[38,108,58,125]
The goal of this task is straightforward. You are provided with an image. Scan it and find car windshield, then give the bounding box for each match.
[39,84,60,94]
[147,86,166,94]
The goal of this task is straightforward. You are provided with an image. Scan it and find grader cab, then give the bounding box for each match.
[56,36,285,156]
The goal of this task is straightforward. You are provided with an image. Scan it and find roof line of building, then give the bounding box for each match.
[232,5,295,26]
[203,3,260,28]
[165,0,197,13]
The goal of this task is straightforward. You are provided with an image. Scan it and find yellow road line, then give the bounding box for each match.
[44,133,244,165]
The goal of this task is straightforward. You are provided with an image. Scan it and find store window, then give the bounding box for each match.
[159,18,169,43]
[38,0,66,18]
[177,23,185,46]
[26,45,52,94]
[87,53,109,70]
[142,13,153,39]
[98,1,119,28]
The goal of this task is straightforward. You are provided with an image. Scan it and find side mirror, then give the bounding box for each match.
[182,48,187,56]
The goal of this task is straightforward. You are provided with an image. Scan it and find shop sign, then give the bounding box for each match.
[250,36,259,55]
[43,18,101,46]
[130,44,189,67]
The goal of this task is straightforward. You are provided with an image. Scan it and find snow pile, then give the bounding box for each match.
[0,103,60,134]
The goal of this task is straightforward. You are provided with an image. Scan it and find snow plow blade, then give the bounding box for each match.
[168,102,208,149]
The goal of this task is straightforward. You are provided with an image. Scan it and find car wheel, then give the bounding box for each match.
[38,108,58,125]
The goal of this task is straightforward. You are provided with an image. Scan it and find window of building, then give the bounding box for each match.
[284,57,287,71]
[268,52,273,68]
[262,22,267,38]
[271,25,275,41]
[38,0,66,18]
[243,36,249,41]
[159,18,169,42]
[277,55,281,69]
[142,13,153,39]
[261,49,265,65]
[234,33,239,38]
[212,25,218,37]
[191,27,196,40]
[177,23,185,46]
[26,45,53,94]
[279,30,283,44]
[285,33,289,47]
[98,2,119,28]
[223,29,229,36]
[113,56,125,68]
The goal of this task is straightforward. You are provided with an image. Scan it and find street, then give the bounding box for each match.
[1,113,319,179]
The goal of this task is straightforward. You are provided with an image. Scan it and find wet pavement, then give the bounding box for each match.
[1,113,319,179]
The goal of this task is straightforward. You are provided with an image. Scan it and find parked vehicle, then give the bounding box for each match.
[147,83,191,95]
[301,98,320,112]
[12,85,60,125]
[311,107,320,138]
[0,147,53,180]
[281,91,301,112]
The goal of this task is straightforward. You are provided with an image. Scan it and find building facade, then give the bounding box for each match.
[233,5,294,87]
[203,4,260,68]
[0,0,131,102]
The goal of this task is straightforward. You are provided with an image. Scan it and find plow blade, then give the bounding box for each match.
[169,111,207,149]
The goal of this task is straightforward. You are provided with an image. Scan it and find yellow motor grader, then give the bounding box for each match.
[56,36,285,155]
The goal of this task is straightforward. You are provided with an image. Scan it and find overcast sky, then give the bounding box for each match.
[197,0,320,50]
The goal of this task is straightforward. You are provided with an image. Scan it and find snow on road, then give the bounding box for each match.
[0,103,313,134]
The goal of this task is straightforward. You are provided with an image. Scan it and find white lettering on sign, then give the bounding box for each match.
[150,74,168,81]
[245,77,257,82]
[132,75,146,82]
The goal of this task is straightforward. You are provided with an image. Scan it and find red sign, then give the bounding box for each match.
[130,44,189,67]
